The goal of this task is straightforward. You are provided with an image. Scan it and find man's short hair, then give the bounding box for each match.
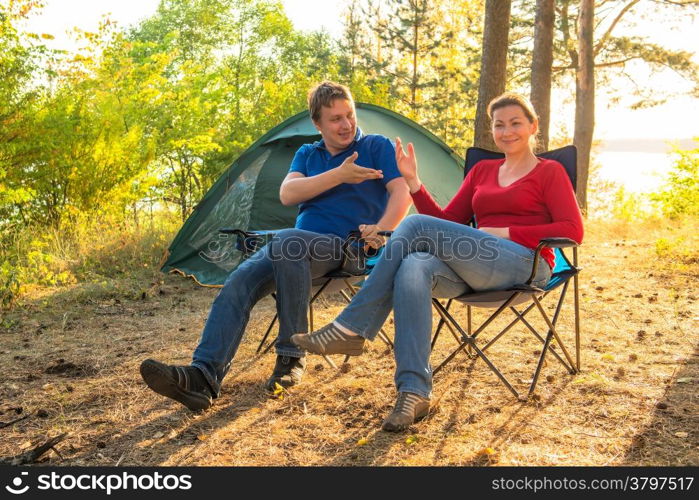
[307,81,354,122]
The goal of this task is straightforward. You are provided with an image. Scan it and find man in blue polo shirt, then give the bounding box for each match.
[140,81,411,411]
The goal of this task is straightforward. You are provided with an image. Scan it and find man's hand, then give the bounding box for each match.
[479,227,510,239]
[335,152,383,184]
[359,223,385,250]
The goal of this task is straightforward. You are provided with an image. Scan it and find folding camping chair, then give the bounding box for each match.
[218,228,393,369]
[428,145,582,400]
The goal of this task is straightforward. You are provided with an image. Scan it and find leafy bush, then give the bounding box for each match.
[651,139,699,218]
[0,210,179,309]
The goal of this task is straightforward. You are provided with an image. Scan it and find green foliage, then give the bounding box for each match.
[610,186,647,222]
[653,226,698,277]
[0,260,20,310]
[0,210,180,309]
[338,0,483,156]
[650,140,699,218]
[0,0,344,228]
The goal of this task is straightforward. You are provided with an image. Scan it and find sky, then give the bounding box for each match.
[18,0,699,158]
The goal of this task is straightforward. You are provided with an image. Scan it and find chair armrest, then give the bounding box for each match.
[526,238,580,284]
[536,237,579,250]
[218,228,249,236]
[218,228,276,257]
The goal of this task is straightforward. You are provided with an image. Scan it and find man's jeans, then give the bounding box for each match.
[335,214,553,399]
[192,228,347,396]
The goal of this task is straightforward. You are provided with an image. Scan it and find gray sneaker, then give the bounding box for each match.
[291,323,365,356]
[381,392,430,432]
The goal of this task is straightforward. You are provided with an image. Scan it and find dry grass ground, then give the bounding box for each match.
[1,218,697,466]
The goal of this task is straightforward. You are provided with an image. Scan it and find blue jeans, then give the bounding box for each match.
[192,228,347,396]
[335,214,552,399]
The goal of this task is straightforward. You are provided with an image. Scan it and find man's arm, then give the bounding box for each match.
[279,152,384,206]
[360,177,412,248]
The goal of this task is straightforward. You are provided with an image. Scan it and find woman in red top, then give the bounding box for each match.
[293,93,584,431]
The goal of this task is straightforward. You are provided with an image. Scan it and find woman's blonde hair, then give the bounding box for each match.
[487,92,538,123]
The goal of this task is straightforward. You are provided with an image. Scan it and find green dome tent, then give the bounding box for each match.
[161,102,464,286]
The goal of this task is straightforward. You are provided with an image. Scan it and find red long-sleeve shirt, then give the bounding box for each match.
[411,158,584,269]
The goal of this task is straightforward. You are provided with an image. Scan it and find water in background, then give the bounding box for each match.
[586,139,690,217]
[595,151,673,193]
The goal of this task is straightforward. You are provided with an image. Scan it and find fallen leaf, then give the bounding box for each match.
[273,382,285,399]
[677,378,693,384]
[356,438,369,446]
[405,435,419,445]
[196,434,208,441]
[601,353,615,362]
[476,447,497,456]
[152,431,164,439]
[675,432,688,438]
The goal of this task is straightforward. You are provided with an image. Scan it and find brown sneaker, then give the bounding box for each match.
[291,323,365,356]
[381,392,430,432]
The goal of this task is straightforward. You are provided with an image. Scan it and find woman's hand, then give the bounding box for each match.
[479,227,510,239]
[395,137,422,193]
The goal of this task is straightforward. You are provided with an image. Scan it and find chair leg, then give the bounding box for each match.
[531,295,577,373]
[256,291,279,354]
[431,299,462,350]
[527,283,577,395]
[432,299,450,348]
[432,298,476,359]
[309,279,341,369]
[573,247,581,372]
[528,330,555,397]
[466,305,474,357]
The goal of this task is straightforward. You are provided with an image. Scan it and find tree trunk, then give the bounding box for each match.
[473,0,512,150]
[530,0,555,152]
[574,0,594,213]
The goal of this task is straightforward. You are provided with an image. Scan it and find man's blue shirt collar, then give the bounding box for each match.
[313,127,364,154]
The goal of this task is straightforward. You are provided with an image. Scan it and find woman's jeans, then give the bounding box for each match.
[192,228,348,396]
[335,214,552,399]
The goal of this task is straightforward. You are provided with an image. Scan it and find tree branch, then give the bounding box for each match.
[553,56,636,70]
[0,433,68,465]
[594,0,640,57]
[0,414,29,429]
[651,0,699,5]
